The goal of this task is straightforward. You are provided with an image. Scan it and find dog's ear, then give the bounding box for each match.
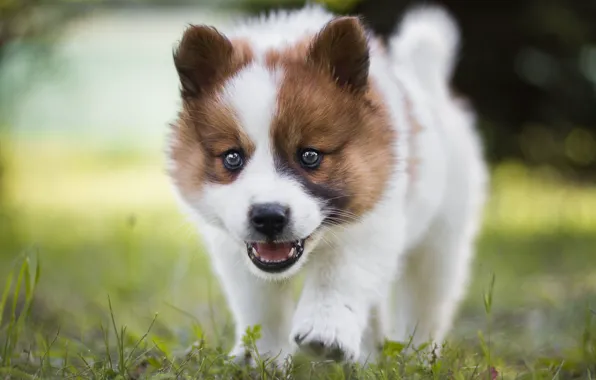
[173,25,234,98]
[308,17,370,92]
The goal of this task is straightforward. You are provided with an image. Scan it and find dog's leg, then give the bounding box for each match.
[290,217,404,363]
[359,301,389,364]
[391,215,478,354]
[204,231,295,365]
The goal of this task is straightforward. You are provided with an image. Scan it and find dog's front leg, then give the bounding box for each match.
[203,229,295,365]
[220,266,294,365]
[290,220,403,363]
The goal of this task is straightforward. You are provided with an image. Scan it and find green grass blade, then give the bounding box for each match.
[34,256,40,289]
[0,269,14,327]
[101,323,113,371]
[10,258,27,320]
[125,313,158,367]
[107,295,128,376]
[16,258,34,325]
[34,327,61,379]
[2,258,28,366]
[0,367,35,379]
[23,258,31,303]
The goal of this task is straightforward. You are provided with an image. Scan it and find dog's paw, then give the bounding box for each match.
[290,305,362,362]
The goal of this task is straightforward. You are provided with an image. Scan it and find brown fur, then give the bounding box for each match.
[265,37,312,68]
[307,17,370,92]
[173,25,253,97]
[169,31,255,197]
[269,17,395,217]
[170,18,397,219]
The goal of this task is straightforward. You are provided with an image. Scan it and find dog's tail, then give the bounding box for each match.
[389,5,460,96]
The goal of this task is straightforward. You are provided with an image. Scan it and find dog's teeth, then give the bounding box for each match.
[251,247,259,257]
[287,247,295,258]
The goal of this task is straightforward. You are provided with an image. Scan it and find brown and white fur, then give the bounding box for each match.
[167,4,488,365]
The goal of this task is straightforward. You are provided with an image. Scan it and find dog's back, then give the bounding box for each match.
[383,6,488,347]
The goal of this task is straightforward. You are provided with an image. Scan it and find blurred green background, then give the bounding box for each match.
[1,0,596,376]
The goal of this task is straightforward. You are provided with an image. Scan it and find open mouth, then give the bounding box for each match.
[245,239,306,273]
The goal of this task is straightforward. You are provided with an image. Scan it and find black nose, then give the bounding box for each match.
[250,203,290,238]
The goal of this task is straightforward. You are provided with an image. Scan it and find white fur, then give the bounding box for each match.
[171,4,488,365]
[192,64,325,280]
[391,5,460,101]
[387,6,488,349]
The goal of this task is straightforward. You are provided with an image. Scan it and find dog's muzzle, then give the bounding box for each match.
[245,239,306,273]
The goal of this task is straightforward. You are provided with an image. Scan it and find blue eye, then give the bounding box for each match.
[222,150,244,171]
[299,149,322,169]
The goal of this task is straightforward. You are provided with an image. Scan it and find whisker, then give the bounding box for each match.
[324,211,360,220]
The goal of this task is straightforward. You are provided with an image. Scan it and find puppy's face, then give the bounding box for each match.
[168,18,395,279]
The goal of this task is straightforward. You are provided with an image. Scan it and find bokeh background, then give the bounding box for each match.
[1,0,596,372]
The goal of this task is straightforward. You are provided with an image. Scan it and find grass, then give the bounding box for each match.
[1,137,596,378]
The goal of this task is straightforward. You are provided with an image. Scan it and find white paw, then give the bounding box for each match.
[290,304,362,362]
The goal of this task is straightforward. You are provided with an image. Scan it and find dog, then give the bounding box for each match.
[167,3,488,365]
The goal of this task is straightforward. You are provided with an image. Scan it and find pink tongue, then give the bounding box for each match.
[255,242,293,261]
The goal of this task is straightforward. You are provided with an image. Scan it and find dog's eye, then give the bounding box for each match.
[222,150,244,171]
[299,148,322,169]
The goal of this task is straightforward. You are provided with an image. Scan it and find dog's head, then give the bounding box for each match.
[168,17,395,279]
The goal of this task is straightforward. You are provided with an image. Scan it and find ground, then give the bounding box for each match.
[1,138,596,379]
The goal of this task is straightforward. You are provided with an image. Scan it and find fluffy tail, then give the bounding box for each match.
[389,5,460,95]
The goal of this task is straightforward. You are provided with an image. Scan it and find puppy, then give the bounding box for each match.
[167,4,487,365]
